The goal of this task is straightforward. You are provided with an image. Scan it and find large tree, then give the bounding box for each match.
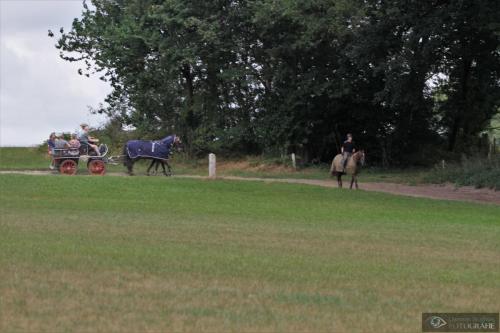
[53,0,500,164]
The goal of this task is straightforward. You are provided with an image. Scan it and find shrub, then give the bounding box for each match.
[424,155,500,190]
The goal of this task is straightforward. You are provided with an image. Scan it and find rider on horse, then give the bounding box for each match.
[341,133,355,172]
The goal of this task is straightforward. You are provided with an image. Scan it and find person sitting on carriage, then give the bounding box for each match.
[54,133,70,149]
[47,133,57,170]
[47,132,56,155]
[77,123,100,156]
[341,133,356,171]
[69,133,81,148]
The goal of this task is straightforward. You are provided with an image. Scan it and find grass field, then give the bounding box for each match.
[1,174,499,332]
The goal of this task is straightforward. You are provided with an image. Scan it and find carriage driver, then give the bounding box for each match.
[341,133,355,171]
[78,123,101,156]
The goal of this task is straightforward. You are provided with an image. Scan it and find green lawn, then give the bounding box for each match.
[1,174,498,332]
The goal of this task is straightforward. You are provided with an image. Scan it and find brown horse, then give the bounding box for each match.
[330,151,365,189]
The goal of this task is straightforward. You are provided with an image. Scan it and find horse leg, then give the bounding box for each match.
[355,175,359,189]
[126,158,135,176]
[337,174,342,188]
[123,145,135,175]
[160,161,168,176]
[155,160,161,174]
[350,175,355,189]
[165,161,172,176]
[147,159,156,176]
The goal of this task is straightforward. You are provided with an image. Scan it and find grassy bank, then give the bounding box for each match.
[0,147,50,170]
[1,147,498,188]
[1,175,499,332]
[0,147,429,183]
[424,156,500,190]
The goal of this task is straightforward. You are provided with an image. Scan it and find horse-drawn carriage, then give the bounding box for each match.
[51,144,109,175]
[49,133,180,176]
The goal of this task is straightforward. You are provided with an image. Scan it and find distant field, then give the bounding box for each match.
[1,175,499,332]
[0,147,429,183]
[0,147,49,170]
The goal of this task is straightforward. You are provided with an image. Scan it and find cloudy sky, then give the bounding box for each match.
[0,0,110,146]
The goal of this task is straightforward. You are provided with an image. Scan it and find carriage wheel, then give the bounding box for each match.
[88,159,106,175]
[59,159,78,175]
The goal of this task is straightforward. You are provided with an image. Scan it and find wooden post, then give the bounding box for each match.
[291,153,296,169]
[208,153,216,178]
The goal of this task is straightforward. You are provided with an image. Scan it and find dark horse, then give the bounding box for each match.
[330,150,365,189]
[123,135,181,176]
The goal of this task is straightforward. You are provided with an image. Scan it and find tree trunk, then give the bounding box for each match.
[181,64,195,155]
[448,57,472,151]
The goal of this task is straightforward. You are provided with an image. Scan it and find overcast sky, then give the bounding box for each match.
[0,0,110,146]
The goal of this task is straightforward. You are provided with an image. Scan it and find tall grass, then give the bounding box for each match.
[424,155,500,190]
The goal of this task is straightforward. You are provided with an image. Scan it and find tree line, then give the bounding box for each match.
[53,0,500,165]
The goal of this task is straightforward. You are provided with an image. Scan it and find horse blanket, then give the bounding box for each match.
[126,135,176,160]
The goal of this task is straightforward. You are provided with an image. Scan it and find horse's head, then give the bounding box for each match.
[172,135,183,152]
[356,150,365,166]
[160,134,183,153]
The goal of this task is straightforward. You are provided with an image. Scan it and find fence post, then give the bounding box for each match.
[208,153,216,178]
[291,153,296,169]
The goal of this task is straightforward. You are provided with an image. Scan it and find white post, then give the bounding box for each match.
[209,153,216,178]
[291,153,296,169]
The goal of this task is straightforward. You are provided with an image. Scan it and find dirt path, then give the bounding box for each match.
[205,176,500,205]
[1,170,499,205]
